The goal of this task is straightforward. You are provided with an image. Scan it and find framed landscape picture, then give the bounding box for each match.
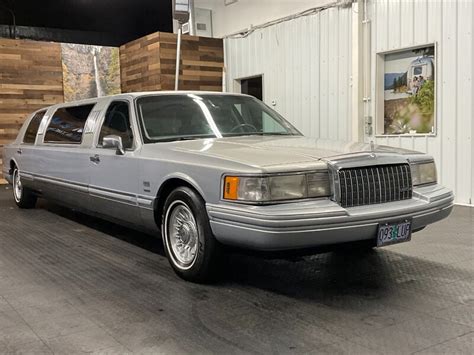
[378,44,436,135]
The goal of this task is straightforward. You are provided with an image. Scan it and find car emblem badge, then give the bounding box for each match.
[369,141,376,158]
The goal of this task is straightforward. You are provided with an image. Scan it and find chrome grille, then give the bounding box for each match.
[338,164,412,207]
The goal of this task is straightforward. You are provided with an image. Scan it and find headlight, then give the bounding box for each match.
[223,171,331,203]
[410,161,437,186]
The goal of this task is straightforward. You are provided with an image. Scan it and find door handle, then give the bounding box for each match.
[89,154,100,164]
[17,149,22,155]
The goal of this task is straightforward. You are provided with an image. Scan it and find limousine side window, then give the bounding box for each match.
[98,101,134,149]
[44,104,95,144]
[23,110,46,144]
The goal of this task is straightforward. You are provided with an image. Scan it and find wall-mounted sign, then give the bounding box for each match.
[61,44,121,102]
[380,45,435,135]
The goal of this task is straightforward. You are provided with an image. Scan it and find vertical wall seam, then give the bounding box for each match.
[454,0,459,198]
[437,1,444,185]
[336,8,340,140]
[318,12,322,139]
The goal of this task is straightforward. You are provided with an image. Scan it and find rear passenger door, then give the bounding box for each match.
[32,104,95,208]
[88,100,141,224]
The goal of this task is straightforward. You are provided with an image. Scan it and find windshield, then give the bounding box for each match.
[136,94,302,143]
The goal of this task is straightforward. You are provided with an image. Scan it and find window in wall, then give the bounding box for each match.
[413,66,423,75]
[23,111,46,144]
[44,104,95,143]
[98,101,134,149]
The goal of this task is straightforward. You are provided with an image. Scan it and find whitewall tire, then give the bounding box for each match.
[12,166,37,209]
[162,186,221,282]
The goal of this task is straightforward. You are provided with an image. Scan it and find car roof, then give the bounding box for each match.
[127,91,251,98]
[38,91,252,113]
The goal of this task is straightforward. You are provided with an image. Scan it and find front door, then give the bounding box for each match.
[88,100,141,224]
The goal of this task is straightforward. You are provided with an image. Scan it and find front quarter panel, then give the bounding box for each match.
[137,143,265,232]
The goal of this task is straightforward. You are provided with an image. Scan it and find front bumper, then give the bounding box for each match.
[207,184,454,251]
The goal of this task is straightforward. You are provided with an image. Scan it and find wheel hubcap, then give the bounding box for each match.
[167,202,198,268]
[13,169,22,202]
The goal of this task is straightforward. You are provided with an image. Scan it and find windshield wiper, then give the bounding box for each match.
[154,135,216,142]
[259,132,296,136]
[239,132,295,136]
[222,132,295,138]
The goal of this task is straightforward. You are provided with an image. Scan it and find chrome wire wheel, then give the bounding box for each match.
[13,168,22,203]
[165,200,199,270]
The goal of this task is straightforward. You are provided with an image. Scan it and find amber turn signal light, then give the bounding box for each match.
[223,176,239,200]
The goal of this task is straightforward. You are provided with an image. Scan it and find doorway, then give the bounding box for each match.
[238,75,263,100]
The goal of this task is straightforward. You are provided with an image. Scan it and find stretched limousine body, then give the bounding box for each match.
[2,92,454,281]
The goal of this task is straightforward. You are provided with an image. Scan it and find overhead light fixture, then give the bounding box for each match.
[173,0,191,24]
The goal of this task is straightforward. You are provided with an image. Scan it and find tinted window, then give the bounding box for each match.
[413,66,423,75]
[98,101,134,149]
[23,111,46,144]
[44,104,94,143]
[136,95,301,143]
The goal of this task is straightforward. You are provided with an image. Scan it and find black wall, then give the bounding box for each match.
[0,0,172,46]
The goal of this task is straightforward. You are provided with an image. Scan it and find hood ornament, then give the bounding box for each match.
[369,141,376,158]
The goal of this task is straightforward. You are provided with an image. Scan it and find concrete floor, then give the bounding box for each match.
[0,185,472,354]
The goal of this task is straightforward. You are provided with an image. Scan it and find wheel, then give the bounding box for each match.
[12,166,37,209]
[162,186,221,282]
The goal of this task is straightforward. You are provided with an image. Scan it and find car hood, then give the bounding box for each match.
[154,136,418,169]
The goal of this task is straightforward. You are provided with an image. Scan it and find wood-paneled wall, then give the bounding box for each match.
[0,33,223,181]
[120,32,223,93]
[0,38,64,175]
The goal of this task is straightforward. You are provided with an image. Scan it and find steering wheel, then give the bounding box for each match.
[230,123,258,133]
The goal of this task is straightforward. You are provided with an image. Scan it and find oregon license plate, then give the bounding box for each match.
[377,220,412,247]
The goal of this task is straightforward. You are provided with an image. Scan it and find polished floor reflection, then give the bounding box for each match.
[0,186,472,354]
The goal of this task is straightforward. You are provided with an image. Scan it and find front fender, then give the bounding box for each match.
[157,172,207,201]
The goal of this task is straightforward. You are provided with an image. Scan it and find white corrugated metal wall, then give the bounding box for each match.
[224,1,473,205]
[369,0,474,205]
[224,5,353,141]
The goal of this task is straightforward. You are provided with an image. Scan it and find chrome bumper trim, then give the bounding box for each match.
[207,185,454,251]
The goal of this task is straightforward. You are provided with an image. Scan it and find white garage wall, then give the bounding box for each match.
[225,5,353,141]
[368,0,474,205]
[194,0,336,38]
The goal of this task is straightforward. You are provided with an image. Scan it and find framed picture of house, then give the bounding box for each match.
[376,44,436,136]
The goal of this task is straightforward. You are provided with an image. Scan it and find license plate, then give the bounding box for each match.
[377,220,412,247]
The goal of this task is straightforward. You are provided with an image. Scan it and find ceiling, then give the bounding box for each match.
[0,0,173,45]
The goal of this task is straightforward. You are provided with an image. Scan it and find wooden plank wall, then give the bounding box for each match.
[120,32,223,93]
[0,33,223,179]
[120,32,162,92]
[0,38,64,176]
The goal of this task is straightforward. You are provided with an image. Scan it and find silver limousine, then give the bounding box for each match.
[3,92,454,281]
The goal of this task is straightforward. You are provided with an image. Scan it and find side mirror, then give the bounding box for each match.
[103,135,125,155]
